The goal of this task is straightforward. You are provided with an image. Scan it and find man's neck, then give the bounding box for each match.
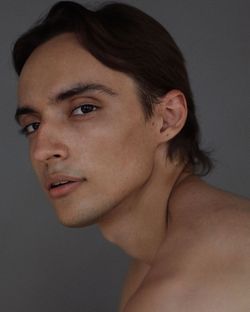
[97,149,193,265]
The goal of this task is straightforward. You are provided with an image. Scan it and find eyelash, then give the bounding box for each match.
[19,104,98,136]
[71,104,97,116]
[19,122,39,136]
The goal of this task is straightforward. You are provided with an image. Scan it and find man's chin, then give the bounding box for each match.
[50,197,113,228]
[56,214,96,228]
[52,205,103,228]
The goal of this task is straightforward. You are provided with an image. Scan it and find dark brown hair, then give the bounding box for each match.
[12,1,214,176]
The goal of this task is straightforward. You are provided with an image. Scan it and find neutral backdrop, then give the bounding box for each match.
[1,1,249,311]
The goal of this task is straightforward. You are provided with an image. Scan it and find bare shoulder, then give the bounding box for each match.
[123,232,250,311]
[176,178,250,267]
[174,176,250,234]
[173,175,250,208]
[123,269,250,312]
[122,180,250,312]
[201,179,250,236]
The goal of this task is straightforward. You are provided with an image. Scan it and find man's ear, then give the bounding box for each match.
[154,89,188,143]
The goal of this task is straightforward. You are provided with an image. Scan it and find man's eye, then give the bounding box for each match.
[72,104,97,116]
[20,122,40,136]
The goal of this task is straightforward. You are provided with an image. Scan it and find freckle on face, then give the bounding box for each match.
[19,33,156,227]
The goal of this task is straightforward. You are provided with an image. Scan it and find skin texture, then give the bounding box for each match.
[17,33,250,311]
[17,32,190,262]
[120,179,250,311]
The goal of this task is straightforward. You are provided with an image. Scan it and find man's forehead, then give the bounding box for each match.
[18,34,136,101]
[21,32,82,64]
[18,33,92,83]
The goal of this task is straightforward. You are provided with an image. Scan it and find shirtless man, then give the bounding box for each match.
[13,2,250,311]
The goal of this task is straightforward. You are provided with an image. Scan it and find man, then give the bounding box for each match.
[13,1,250,311]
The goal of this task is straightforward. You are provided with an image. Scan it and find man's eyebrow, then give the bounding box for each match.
[53,82,118,102]
[15,82,118,125]
[15,107,36,125]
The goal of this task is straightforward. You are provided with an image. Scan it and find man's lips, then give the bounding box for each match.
[43,174,86,199]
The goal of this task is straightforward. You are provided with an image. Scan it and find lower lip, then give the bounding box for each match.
[48,181,83,199]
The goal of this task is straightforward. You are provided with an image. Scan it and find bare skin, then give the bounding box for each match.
[119,178,250,312]
[16,33,250,312]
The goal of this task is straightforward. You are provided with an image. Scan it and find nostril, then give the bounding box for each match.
[46,154,62,161]
[32,137,69,162]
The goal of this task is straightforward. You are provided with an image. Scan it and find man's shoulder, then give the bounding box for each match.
[124,234,250,312]
[202,183,250,240]
[174,176,250,236]
[176,179,250,267]
[123,267,250,312]
[123,183,250,312]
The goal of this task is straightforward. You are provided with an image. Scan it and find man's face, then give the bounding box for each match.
[17,33,159,227]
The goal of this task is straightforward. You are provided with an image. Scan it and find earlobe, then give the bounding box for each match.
[157,89,188,141]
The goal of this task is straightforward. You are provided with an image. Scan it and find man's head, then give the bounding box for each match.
[13,1,213,227]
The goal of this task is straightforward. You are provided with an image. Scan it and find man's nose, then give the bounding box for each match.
[31,123,69,163]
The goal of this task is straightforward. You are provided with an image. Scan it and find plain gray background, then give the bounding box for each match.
[1,0,249,311]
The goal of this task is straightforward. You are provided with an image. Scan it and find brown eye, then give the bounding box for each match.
[20,122,40,136]
[72,104,97,116]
